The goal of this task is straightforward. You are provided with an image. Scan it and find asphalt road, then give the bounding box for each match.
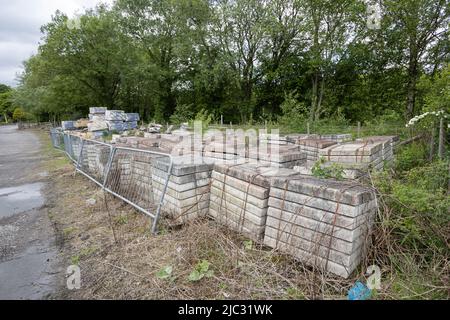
[0,125,60,300]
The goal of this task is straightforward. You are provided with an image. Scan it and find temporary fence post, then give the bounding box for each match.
[76,139,85,171]
[102,146,117,189]
[151,158,173,235]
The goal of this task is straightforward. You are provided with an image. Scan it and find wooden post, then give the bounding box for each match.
[357,122,361,138]
[230,121,233,129]
[307,122,310,135]
[221,115,223,126]
[429,123,436,161]
[438,117,445,159]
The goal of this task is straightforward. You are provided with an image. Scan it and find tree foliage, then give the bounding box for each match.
[11,0,450,124]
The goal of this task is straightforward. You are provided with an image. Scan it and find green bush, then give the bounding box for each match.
[170,103,195,125]
[374,160,449,251]
[394,142,428,172]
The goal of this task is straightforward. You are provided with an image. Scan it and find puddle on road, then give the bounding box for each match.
[0,183,45,219]
[0,243,56,300]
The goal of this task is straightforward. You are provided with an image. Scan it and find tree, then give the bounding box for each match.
[382,0,450,119]
[0,85,13,123]
[12,107,26,122]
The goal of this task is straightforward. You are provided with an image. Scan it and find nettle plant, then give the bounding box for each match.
[405,110,448,128]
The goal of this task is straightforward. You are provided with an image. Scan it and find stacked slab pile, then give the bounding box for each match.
[210,164,299,241]
[115,136,161,150]
[286,134,320,144]
[319,134,352,143]
[81,142,111,181]
[159,134,190,153]
[127,153,155,208]
[318,141,385,171]
[152,157,213,224]
[62,121,76,131]
[296,139,337,165]
[265,176,377,278]
[202,137,244,162]
[293,164,366,180]
[259,133,289,145]
[248,144,306,168]
[106,110,139,132]
[356,136,398,163]
[88,107,108,134]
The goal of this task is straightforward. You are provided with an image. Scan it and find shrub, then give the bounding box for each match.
[374,160,450,252]
[394,142,428,172]
[170,103,195,125]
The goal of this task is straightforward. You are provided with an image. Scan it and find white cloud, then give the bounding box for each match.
[0,0,114,87]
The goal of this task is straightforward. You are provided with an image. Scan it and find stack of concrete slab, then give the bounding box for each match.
[209,164,299,241]
[115,136,160,150]
[296,139,337,164]
[265,176,377,278]
[62,121,76,131]
[356,136,398,164]
[158,134,189,153]
[248,144,306,168]
[152,157,213,224]
[320,134,352,143]
[88,107,108,133]
[259,133,289,145]
[106,110,139,132]
[81,143,111,181]
[293,164,366,180]
[286,134,320,144]
[202,139,244,162]
[127,153,155,208]
[319,141,385,171]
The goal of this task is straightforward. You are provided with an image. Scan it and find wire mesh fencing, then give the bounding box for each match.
[50,129,64,150]
[104,147,173,233]
[76,139,113,187]
[49,131,173,233]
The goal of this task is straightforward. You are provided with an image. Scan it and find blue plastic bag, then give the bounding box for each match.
[348,281,372,300]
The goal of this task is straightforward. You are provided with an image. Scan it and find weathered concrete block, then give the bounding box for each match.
[211,172,269,199]
[265,209,372,243]
[209,206,266,241]
[90,107,107,114]
[270,187,376,217]
[270,175,375,206]
[105,110,127,121]
[264,232,364,269]
[210,184,268,208]
[263,236,364,278]
[152,175,210,193]
[210,192,267,221]
[268,198,375,230]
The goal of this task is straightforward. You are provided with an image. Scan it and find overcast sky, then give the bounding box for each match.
[0,0,114,87]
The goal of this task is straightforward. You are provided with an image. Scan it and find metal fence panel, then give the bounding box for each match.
[76,139,114,187]
[50,131,173,233]
[50,129,64,150]
[103,147,173,233]
[66,134,83,163]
